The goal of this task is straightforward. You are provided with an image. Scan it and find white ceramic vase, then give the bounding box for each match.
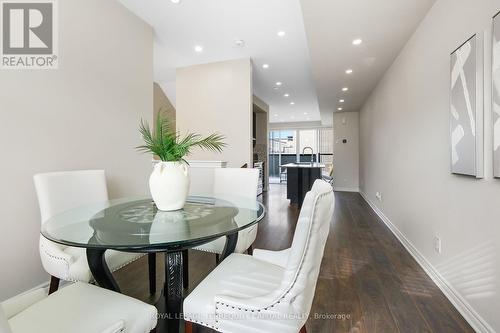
[149,161,190,211]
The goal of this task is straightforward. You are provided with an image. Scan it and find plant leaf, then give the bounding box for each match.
[135,111,226,162]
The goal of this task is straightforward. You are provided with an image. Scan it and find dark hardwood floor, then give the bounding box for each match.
[113,185,474,333]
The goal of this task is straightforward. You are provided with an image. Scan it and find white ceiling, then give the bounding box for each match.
[300,0,436,122]
[117,0,435,125]
[117,0,320,124]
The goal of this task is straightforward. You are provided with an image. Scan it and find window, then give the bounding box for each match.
[298,129,318,162]
[269,130,297,180]
[269,127,333,183]
[319,128,333,173]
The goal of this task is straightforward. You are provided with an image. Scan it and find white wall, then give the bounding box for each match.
[0,0,153,300]
[333,112,359,191]
[176,59,253,168]
[359,0,500,331]
[159,81,177,108]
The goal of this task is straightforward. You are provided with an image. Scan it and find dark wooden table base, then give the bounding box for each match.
[87,233,238,333]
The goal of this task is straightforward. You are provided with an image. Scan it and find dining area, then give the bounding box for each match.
[0,55,337,331]
[33,167,266,332]
[3,0,493,330]
[2,160,335,333]
[0,0,339,331]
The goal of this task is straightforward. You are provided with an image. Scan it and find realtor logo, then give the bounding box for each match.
[1,0,58,69]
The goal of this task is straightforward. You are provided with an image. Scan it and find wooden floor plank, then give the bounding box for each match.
[345,196,433,333]
[316,200,366,333]
[343,222,400,332]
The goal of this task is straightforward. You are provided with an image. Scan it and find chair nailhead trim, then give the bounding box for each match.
[41,244,71,279]
[185,318,217,330]
[42,244,144,283]
[213,190,332,331]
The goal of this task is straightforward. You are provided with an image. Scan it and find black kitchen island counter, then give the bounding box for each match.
[282,163,326,206]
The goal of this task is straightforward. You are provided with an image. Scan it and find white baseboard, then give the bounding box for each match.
[333,186,359,192]
[359,191,494,333]
[12,280,50,299]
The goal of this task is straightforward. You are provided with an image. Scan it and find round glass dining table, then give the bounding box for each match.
[41,195,265,333]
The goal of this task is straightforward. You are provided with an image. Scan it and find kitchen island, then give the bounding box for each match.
[282,162,326,206]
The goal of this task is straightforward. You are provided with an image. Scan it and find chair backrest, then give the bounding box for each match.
[34,170,109,224]
[213,168,259,200]
[0,306,12,333]
[279,180,334,318]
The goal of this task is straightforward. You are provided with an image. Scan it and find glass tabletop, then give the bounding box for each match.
[41,195,265,251]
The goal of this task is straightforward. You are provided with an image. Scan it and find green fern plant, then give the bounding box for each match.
[136,112,226,163]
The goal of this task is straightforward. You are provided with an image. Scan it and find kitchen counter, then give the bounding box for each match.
[282,163,325,206]
[281,163,326,168]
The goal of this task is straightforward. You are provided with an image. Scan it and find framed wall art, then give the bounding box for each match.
[450,34,484,178]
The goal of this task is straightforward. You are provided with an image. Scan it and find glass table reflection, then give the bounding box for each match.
[41,195,265,333]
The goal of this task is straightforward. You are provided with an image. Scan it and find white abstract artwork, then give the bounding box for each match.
[493,13,500,177]
[450,34,483,178]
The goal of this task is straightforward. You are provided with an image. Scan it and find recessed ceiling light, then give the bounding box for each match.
[290,101,295,105]
[262,64,269,69]
[274,114,278,116]
[284,93,290,97]
[338,107,343,111]
[170,0,181,3]
[304,112,308,115]
[352,38,362,45]
[345,69,353,74]
[339,99,345,103]
[234,39,245,47]
[194,45,203,52]
[342,87,349,92]
[277,31,286,37]
[275,81,282,86]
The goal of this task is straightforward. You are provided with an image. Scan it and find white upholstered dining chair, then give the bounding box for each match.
[183,179,334,333]
[1,282,157,333]
[193,168,260,258]
[33,170,156,294]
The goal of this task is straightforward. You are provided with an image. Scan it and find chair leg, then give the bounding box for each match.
[148,253,156,295]
[182,250,189,289]
[247,245,253,255]
[48,276,60,295]
[299,325,307,333]
[215,253,220,265]
[185,320,194,333]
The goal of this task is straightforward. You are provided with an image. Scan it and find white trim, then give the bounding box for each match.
[359,191,494,333]
[186,160,228,168]
[4,279,75,302]
[333,186,359,192]
[152,160,228,168]
[5,280,49,301]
